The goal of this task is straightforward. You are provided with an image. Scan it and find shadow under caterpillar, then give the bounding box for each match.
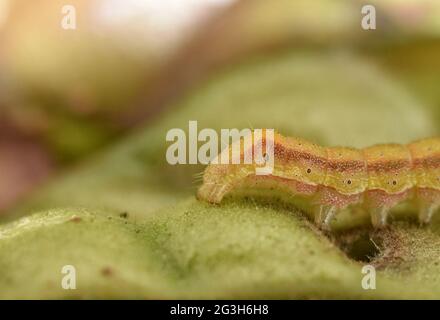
[197,131,440,231]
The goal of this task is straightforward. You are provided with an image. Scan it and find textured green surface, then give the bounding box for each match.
[1,50,440,299]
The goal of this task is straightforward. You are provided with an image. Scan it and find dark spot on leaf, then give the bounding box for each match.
[101,267,113,277]
[70,216,82,223]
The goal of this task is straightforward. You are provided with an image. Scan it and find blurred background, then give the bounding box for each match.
[0,0,440,214]
[0,0,236,211]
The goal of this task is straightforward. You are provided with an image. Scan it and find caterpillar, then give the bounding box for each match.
[197,131,440,231]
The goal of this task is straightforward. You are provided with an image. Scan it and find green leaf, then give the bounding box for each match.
[2,50,439,298]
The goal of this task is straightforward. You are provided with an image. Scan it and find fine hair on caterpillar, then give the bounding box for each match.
[197,131,440,231]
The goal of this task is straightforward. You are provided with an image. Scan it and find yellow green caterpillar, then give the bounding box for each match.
[197,131,440,231]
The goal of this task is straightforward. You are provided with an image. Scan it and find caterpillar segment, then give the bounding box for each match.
[197,131,440,230]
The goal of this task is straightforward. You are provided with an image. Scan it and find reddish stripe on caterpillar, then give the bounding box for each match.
[197,131,440,231]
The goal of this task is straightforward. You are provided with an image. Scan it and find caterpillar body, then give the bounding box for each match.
[197,131,440,231]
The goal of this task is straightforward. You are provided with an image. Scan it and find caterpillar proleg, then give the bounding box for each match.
[197,131,440,231]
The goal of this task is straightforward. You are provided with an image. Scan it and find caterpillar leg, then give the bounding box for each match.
[313,205,337,231]
[370,207,389,228]
[312,186,360,231]
[418,203,439,224]
[197,182,228,203]
[416,188,440,225]
[364,189,410,228]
